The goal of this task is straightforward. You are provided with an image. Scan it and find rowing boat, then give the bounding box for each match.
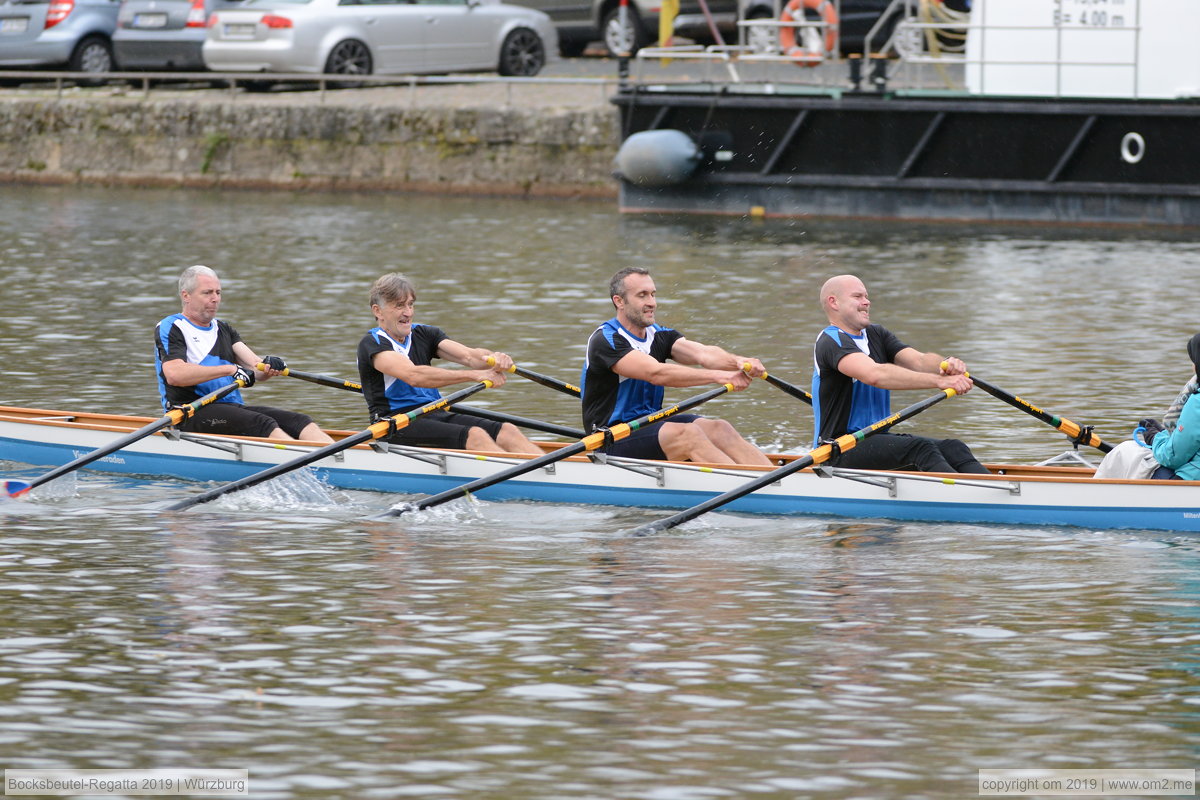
[1,405,1196,532]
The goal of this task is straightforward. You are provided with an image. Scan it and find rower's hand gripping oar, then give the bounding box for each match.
[485,356,581,398]
[968,374,1112,453]
[631,387,961,535]
[266,363,584,439]
[166,379,494,512]
[3,377,250,499]
[374,382,738,520]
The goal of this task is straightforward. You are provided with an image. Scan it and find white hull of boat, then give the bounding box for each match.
[1,406,1196,532]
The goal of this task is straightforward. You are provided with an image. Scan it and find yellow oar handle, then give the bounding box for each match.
[485,356,517,374]
[939,361,968,385]
[254,362,288,375]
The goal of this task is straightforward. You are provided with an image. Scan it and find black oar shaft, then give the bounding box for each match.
[377,383,735,519]
[270,365,363,393]
[514,365,581,398]
[5,380,244,497]
[485,357,580,398]
[450,404,584,439]
[276,359,580,400]
[274,364,583,439]
[632,388,959,535]
[762,371,813,405]
[971,375,1112,453]
[167,381,491,512]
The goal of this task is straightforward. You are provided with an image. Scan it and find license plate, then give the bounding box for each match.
[133,12,168,27]
[0,17,29,33]
[224,23,256,36]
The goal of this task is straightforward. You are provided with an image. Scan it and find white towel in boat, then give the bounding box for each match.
[1092,440,1159,480]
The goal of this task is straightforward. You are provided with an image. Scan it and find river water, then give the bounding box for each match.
[0,185,1197,799]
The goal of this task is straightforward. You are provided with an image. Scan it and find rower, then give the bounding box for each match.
[580,268,772,467]
[356,272,541,455]
[811,274,987,474]
[154,265,333,443]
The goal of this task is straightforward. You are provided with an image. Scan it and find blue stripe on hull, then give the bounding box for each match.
[4,437,1199,532]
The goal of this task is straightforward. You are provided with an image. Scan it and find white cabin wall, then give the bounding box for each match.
[965,0,1200,99]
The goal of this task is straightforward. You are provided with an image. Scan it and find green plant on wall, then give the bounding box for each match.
[201,132,230,174]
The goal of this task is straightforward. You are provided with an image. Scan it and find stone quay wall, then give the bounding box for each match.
[0,90,621,198]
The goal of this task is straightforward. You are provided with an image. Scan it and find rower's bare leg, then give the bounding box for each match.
[465,426,501,452]
[495,422,543,455]
[657,421,737,465]
[266,423,334,443]
[298,422,334,443]
[693,418,772,467]
[464,424,540,455]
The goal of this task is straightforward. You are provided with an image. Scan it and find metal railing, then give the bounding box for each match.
[622,3,1152,100]
[0,69,618,104]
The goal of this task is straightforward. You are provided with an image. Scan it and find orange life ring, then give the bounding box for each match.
[778,0,838,67]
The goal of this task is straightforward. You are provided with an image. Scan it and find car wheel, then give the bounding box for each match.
[498,27,546,77]
[324,39,372,88]
[601,6,647,57]
[744,8,779,55]
[69,36,114,85]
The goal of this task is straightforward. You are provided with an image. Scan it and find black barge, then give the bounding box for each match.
[612,84,1200,226]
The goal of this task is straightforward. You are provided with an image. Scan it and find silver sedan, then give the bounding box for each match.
[202,0,558,77]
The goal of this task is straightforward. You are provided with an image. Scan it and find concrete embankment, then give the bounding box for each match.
[0,83,621,197]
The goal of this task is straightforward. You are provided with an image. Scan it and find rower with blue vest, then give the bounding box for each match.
[356,272,541,454]
[811,274,987,473]
[580,268,772,467]
[155,265,333,443]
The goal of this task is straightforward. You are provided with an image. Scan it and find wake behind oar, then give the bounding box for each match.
[166,380,494,512]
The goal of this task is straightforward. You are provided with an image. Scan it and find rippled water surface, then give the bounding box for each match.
[0,185,1197,798]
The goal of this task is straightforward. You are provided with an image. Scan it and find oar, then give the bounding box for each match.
[165,380,494,512]
[374,382,737,519]
[486,357,581,398]
[970,375,1113,453]
[273,360,581,399]
[264,364,582,438]
[631,387,961,535]
[448,406,585,439]
[761,371,813,405]
[3,378,249,499]
[263,364,364,393]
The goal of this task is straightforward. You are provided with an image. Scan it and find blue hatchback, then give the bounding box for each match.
[0,0,119,73]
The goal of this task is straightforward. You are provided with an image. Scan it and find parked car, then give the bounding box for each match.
[0,0,119,75]
[202,0,557,79]
[113,0,243,69]
[594,0,738,57]
[502,0,592,55]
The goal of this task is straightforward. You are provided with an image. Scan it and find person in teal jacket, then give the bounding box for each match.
[1147,333,1200,480]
